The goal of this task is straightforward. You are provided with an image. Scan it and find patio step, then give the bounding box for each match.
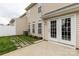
[13,37,30,48]
[18,36,32,45]
[10,36,35,49]
[15,39,24,48]
[16,37,30,46]
[22,37,33,44]
[19,40,30,47]
[18,38,28,45]
[34,40,43,44]
[11,39,22,48]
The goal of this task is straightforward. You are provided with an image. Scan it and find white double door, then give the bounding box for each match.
[48,14,76,46]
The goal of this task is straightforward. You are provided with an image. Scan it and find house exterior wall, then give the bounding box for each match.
[26,3,73,38]
[16,15,28,35]
[41,3,72,15]
[43,20,49,40]
[26,3,79,49]
[76,12,79,49]
[27,4,44,37]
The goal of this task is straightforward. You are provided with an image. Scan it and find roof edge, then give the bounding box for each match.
[25,3,37,11]
[42,3,79,19]
[19,13,26,18]
[44,3,77,16]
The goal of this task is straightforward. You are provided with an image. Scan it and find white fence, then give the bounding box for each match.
[0,26,16,36]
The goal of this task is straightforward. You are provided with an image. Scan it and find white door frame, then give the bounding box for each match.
[48,14,76,47]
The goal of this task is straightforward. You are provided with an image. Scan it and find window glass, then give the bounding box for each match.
[38,23,42,34]
[50,20,57,38]
[62,18,71,41]
[32,24,35,33]
[38,6,41,13]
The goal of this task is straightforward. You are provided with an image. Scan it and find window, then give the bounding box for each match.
[32,24,35,33]
[28,25,30,33]
[38,6,41,13]
[51,20,57,38]
[38,23,42,34]
[62,18,71,41]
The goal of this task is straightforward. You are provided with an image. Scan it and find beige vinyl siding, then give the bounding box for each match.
[25,3,79,49]
[76,12,79,49]
[16,15,28,35]
[26,3,73,39]
[44,20,49,40]
[42,3,72,15]
[27,4,39,23]
[27,4,44,37]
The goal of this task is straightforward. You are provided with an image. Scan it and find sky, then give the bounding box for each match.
[0,0,30,24]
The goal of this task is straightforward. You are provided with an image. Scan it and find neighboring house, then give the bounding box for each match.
[0,24,4,26]
[23,3,79,49]
[7,19,15,26]
[15,13,28,35]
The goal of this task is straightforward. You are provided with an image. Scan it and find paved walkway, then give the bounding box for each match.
[3,41,79,56]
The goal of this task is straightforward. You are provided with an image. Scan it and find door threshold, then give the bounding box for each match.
[48,40,76,49]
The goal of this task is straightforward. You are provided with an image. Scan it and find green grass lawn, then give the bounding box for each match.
[0,35,39,55]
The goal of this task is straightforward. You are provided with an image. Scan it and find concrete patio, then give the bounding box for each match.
[3,41,79,56]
